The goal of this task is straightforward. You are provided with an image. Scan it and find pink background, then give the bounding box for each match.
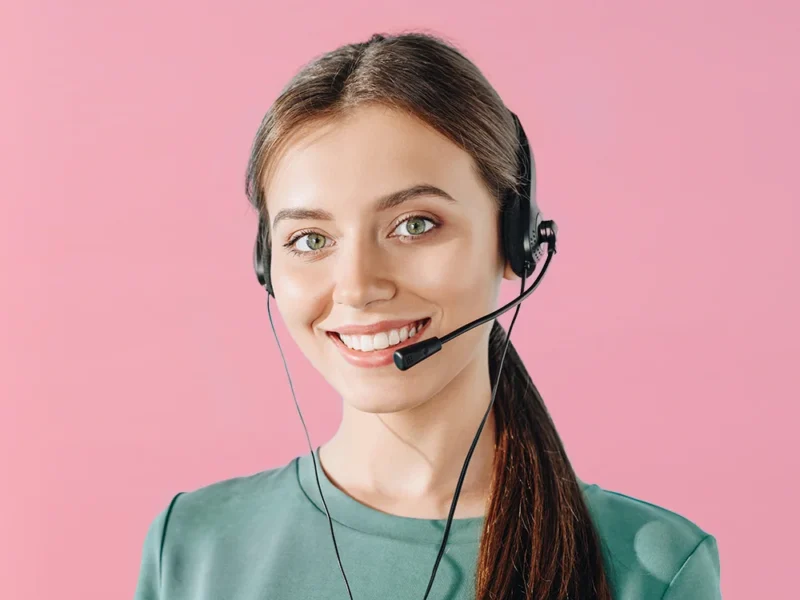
[1,1,797,598]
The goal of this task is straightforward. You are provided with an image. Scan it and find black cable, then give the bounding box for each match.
[266,247,554,600]
[267,297,355,600]
[420,256,544,599]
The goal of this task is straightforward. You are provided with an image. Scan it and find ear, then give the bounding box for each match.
[502,260,520,281]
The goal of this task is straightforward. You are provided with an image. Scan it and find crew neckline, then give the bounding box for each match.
[294,446,485,545]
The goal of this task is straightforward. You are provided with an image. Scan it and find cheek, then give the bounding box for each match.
[404,231,501,317]
[273,260,328,333]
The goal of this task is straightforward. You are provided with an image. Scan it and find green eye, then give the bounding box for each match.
[406,217,426,235]
[396,216,435,237]
[293,232,327,252]
[306,233,325,250]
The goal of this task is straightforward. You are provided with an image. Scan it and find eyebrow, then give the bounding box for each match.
[271,184,456,229]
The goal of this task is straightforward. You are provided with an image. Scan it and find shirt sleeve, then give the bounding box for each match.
[661,534,721,599]
[133,495,182,600]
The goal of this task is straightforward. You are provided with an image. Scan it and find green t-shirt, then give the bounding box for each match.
[133,448,721,599]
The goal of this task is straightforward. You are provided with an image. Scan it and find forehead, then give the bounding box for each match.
[263,104,485,215]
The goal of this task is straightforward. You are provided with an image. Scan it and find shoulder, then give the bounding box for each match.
[159,457,298,532]
[138,459,299,570]
[579,480,721,599]
[134,460,300,598]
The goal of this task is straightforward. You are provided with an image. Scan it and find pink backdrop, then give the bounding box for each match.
[2,1,797,598]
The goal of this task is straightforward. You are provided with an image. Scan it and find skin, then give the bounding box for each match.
[264,103,519,519]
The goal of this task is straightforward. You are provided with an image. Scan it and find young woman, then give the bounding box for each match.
[134,32,721,600]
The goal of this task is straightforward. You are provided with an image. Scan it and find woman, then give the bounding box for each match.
[134,32,721,599]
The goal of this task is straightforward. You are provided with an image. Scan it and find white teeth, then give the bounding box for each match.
[360,335,374,351]
[372,332,389,350]
[348,335,360,350]
[338,320,426,353]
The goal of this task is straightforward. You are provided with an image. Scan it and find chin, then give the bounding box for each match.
[337,381,433,415]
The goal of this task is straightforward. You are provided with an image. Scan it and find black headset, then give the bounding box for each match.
[253,112,555,298]
[252,110,558,600]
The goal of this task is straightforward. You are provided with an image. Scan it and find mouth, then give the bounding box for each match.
[326,318,432,368]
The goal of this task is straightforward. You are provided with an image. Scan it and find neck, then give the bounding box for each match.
[319,352,497,519]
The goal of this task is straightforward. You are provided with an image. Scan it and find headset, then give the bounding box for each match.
[253,111,558,599]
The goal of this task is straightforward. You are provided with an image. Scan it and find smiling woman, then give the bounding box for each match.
[133,32,721,600]
[262,104,509,408]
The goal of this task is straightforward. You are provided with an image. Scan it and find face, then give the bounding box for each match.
[264,104,517,414]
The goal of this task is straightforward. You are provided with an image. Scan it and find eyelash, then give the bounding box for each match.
[283,214,440,257]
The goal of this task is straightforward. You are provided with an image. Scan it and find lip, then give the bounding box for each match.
[327,318,431,368]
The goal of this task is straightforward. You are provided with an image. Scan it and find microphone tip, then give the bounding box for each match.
[393,338,443,371]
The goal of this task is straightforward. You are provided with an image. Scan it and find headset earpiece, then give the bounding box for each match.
[503,112,543,279]
[253,216,274,296]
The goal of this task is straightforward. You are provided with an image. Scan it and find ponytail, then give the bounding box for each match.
[476,321,612,599]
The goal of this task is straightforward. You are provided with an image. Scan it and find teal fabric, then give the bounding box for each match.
[134,448,721,599]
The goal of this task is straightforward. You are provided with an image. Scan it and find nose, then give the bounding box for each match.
[331,240,395,309]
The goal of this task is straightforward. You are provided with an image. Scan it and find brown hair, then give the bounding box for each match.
[245,31,612,600]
